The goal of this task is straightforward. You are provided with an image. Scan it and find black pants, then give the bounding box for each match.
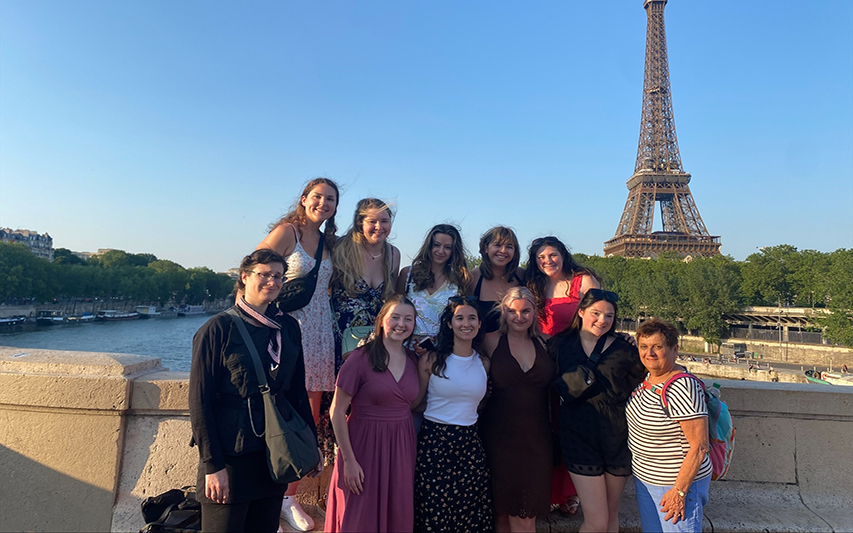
[200,493,284,533]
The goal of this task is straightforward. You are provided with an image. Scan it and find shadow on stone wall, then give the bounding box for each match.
[0,443,114,532]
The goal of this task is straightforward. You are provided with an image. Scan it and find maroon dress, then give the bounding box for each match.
[481,334,555,518]
[324,348,419,533]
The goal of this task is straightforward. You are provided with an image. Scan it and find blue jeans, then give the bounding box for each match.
[634,475,710,532]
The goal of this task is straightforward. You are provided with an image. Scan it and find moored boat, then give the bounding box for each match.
[96,310,140,321]
[67,313,95,323]
[0,315,27,328]
[36,310,67,326]
[820,371,853,387]
[136,305,161,319]
[177,305,205,317]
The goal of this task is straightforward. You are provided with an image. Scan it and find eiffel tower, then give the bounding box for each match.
[604,0,721,258]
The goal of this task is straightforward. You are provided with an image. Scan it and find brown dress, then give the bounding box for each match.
[480,334,555,518]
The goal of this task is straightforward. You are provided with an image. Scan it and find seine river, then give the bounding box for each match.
[0,315,211,372]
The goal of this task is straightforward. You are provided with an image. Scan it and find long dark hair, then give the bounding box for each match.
[523,236,596,320]
[269,177,339,251]
[408,224,470,294]
[478,226,521,281]
[431,297,487,378]
[362,294,417,372]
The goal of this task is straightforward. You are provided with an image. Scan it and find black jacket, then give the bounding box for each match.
[189,309,315,474]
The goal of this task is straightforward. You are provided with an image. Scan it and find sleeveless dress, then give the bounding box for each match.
[325,348,419,533]
[480,334,554,518]
[406,278,460,338]
[286,238,335,392]
[537,273,583,505]
[539,274,584,336]
[415,352,492,532]
[473,273,522,334]
[332,279,386,371]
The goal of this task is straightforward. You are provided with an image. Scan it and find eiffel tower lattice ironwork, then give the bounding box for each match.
[604,0,721,258]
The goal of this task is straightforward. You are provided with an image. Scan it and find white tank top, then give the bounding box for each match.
[424,352,488,427]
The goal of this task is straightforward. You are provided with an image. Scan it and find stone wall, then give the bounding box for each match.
[1,347,852,532]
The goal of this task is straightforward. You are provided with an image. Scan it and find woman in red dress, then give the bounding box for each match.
[524,236,599,516]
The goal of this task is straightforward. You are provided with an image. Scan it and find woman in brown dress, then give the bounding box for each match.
[480,287,554,532]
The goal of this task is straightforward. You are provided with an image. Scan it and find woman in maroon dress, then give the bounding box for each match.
[325,295,420,533]
[481,287,554,532]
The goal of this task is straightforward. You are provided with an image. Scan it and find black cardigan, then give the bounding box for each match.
[189,310,316,474]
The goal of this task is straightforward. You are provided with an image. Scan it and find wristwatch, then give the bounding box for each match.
[676,488,686,499]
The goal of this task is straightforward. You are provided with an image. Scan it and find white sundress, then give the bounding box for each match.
[285,238,335,392]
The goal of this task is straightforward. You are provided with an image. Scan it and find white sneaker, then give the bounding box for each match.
[280,496,315,532]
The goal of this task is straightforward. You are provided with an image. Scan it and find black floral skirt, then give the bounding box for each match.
[414,419,494,533]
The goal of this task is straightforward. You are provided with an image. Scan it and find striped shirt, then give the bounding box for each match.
[626,375,713,486]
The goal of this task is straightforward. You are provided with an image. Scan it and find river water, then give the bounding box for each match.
[0,315,211,372]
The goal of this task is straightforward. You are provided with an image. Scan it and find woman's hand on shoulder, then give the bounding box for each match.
[620,331,637,346]
[257,223,297,257]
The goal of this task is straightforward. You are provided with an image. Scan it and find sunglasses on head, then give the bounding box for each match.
[586,288,619,303]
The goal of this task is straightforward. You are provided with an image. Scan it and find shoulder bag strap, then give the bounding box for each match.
[473,273,485,298]
[586,334,610,367]
[660,371,705,409]
[226,307,269,391]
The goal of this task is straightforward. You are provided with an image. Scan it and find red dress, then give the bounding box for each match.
[324,348,419,533]
[538,274,584,505]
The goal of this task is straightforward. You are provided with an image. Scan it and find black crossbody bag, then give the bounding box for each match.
[226,308,320,484]
[276,232,325,313]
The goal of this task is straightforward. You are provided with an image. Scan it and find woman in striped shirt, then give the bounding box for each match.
[626,319,712,532]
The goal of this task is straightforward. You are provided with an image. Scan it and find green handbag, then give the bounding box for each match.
[341,325,373,358]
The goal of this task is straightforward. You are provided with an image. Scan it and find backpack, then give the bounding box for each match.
[139,486,201,533]
[658,372,735,481]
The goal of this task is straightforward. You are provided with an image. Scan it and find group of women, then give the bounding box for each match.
[189,177,714,533]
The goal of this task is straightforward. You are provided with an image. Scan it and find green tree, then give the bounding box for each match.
[740,245,798,306]
[819,249,853,346]
[0,242,59,301]
[92,250,131,269]
[681,256,742,346]
[53,248,86,266]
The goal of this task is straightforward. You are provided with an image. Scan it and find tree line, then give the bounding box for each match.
[573,245,853,347]
[0,244,235,306]
[2,242,851,347]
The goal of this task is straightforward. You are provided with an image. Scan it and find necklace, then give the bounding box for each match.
[364,246,384,260]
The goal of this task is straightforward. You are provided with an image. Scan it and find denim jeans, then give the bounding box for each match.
[634,475,710,532]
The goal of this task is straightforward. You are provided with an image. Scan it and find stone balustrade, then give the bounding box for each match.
[1,347,851,532]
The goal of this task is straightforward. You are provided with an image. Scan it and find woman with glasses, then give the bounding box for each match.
[413,296,492,532]
[256,177,338,531]
[550,289,645,533]
[190,249,319,533]
[524,235,599,517]
[480,287,553,532]
[468,226,525,334]
[397,224,470,355]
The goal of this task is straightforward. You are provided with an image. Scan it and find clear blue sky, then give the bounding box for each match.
[1,0,851,273]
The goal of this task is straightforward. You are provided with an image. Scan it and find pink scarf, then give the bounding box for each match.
[236,297,283,366]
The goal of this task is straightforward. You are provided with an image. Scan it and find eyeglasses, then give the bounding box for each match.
[251,271,285,284]
[586,288,619,303]
[448,295,479,306]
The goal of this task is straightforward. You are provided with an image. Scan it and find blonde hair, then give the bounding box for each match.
[498,286,541,338]
[332,198,396,300]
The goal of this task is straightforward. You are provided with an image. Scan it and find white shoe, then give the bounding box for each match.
[280,496,315,532]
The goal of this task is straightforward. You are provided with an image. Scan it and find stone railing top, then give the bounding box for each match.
[0,346,162,377]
